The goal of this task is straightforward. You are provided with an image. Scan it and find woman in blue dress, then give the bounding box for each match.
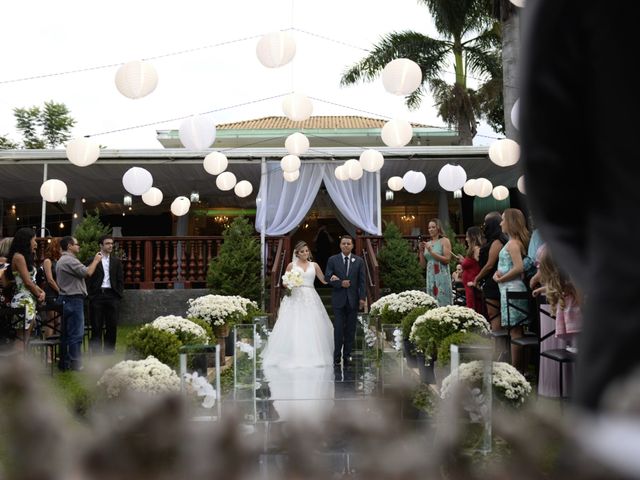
[419,218,452,306]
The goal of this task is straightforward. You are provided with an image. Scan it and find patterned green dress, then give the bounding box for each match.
[424,239,452,306]
[10,266,38,330]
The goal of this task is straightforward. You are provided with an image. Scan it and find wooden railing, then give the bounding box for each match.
[268,236,291,316]
[360,238,380,307]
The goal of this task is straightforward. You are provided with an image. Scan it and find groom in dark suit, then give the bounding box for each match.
[325,235,366,366]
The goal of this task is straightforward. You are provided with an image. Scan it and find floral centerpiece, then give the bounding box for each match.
[183,371,217,409]
[186,294,259,335]
[281,269,304,296]
[150,315,210,345]
[370,290,438,324]
[97,356,180,399]
[441,361,532,408]
[409,305,490,363]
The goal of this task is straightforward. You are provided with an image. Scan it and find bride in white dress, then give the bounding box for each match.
[261,241,334,368]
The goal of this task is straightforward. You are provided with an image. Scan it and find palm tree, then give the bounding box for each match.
[341,0,503,145]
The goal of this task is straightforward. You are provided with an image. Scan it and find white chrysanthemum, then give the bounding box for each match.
[150,315,209,342]
[186,294,258,327]
[97,356,180,399]
[370,290,438,316]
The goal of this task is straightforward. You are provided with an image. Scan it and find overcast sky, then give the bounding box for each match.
[1,0,499,150]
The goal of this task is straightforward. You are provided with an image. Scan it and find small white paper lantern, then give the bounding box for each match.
[381,58,422,96]
[359,149,384,172]
[216,171,237,191]
[509,0,525,7]
[256,31,296,68]
[179,115,216,150]
[453,189,462,199]
[234,180,253,198]
[387,176,404,191]
[282,93,313,122]
[122,167,153,196]
[489,138,520,167]
[437,164,467,191]
[517,175,526,194]
[280,154,301,173]
[475,178,493,198]
[403,170,426,194]
[142,187,163,206]
[463,179,477,196]
[66,137,100,167]
[381,119,413,147]
[283,170,300,182]
[345,159,363,180]
[334,165,349,181]
[203,152,228,175]
[114,60,158,99]
[511,98,520,131]
[40,179,67,203]
[492,185,510,201]
[285,132,309,155]
[170,196,190,216]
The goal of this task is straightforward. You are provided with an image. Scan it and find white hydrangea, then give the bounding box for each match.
[97,356,180,399]
[150,315,209,342]
[370,290,438,316]
[186,294,258,327]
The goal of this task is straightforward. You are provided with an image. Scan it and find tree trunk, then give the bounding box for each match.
[501,2,521,141]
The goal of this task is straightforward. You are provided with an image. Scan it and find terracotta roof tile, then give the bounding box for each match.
[218,115,429,130]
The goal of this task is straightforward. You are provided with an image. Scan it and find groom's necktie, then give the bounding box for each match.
[344,255,349,276]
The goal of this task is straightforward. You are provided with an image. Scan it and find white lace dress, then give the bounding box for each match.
[261,262,334,368]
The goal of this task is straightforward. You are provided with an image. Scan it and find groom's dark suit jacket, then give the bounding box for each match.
[325,254,366,309]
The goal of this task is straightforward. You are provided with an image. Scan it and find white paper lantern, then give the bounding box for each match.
[517,175,526,194]
[489,138,520,167]
[203,151,228,175]
[122,167,153,196]
[283,170,300,182]
[142,187,163,206]
[359,149,384,172]
[511,98,520,131]
[179,115,216,150]
[387,176,404,191]
[492,185,510,201]
[463,179,477,196]
[65,137,100,167]
[334,165,349,181]
[403,170,426,194]
[282,93,313,122]
[234,180,253,198]
[345,159,363,180]
[216,171,237,191]
[381,119,412,147]
[40,179,67,203]
[256,31,296,68]
[509,0,525,7]
[475,178,493,198]
[280,154,301,172]
[437,164,467,191]
[114,60,158,99]
[381,58,422,96]
[453,189,462,199]
[285,132,309,155]
[170,196,190,216]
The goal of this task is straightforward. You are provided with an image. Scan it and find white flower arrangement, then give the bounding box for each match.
[358,315,377,348]
[150,315,209,343]
[370,290,438,324]
[236,340,255,359]
[282,269,304,289]
[186,294,258,327]
[97,356,180,399]
[183,372,217,409]
[392,328,403,351]
[440,361,532,407]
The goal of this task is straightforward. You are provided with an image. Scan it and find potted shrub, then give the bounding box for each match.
[376,223,424,293]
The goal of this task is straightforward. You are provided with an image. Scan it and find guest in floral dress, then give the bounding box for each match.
[419,218,452,306]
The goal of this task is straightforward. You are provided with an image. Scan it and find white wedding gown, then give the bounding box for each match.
[261,262,334,368]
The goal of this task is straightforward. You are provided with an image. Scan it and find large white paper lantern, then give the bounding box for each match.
[65,137,100,167]
[517,175,526,194]
[387,176,404,191]
[170,196,190,216]
[475,178,493,198]
[334,165,349,181]
[509,0,525,7]
[285,132,309,155]
[142,187,163,206]
[359,149,384,172]
[40,179,67,203]
[280,154,300,172]
[463,179,477,196]
[381,119,412,147]
[179,115,216,150]
[492,185,510,201]
[234,180,253,198]
[122,167,153,196]
[403,170,426,194]
[114,60,158,99]
[216,171,237,191]
[344,159,363,180]
[437,164,467,191]
[256,31,296,68]
[203,152,228,175]
[511,98,520,131]
[489,138,520,167]
[282,93,313,122]
[381,58,422,96]
[283,170,299,182]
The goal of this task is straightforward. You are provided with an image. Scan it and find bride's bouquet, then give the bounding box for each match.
[282,270,304,296]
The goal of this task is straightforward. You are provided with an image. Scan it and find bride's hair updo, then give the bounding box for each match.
[294,241,312,260]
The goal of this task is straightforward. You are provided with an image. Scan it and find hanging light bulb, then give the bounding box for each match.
[59,222,64,229]
[385,190,394,201]
[190,191,200,203]
[123,195,132,206]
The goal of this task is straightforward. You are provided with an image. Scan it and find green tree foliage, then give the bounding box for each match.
[73,209,110,263]
[206,217,262,303]
[377,223,424,294]
[13,101,76,149]
[0,134,18,149]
